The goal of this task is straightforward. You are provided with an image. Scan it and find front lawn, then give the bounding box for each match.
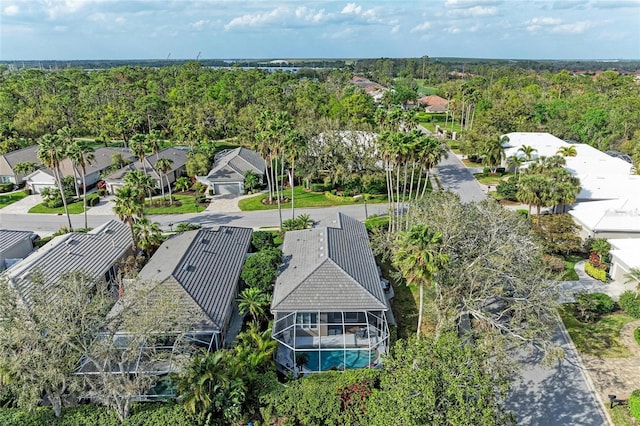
[29,199,85,214]
[238,186,387,211]
[560,306,636,358]
[563,254,583,281]
[144,194,206,215]
[474,173,510,186]
[0,191,27,209]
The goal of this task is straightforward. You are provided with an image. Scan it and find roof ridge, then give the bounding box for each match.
[272,257,330,311]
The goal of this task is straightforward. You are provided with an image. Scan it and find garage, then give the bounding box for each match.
[213,182,242,195]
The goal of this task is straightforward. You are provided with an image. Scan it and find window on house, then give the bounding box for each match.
[296,312,317,329]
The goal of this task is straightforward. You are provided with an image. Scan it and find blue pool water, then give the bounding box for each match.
[301,349,375,371]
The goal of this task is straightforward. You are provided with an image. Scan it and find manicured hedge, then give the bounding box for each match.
[0,403,194,426]
[584,262,607,282]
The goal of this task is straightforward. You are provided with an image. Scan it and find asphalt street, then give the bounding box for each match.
[433,149,487,203]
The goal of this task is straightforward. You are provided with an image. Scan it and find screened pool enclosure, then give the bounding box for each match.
[273,310,389,374]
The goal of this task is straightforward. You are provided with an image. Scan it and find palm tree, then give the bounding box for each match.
[66,141,95,229]
[133,218,162,257]
[482,135,508,173]
[557,145,578,157]
[625,268,640,286]
[57,127,80,197]
[252,131,273,202]
[128,134,148,175]
[124,170,155,206]
[233,323,277,373]
[284,129,307,219]
[417,135,448,199]
[237,287,271,323]
[393,225,449,338]
[516,173,553,224]
[13,161,39,180]
[518,144,537,161]
[507,155,525,176]
[155,157,174,204]
[38,134,73,230]
[113,185,144,249]
[146,130,162,162]
[174,176,191,193]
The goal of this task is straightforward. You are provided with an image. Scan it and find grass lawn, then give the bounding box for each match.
[462,158,482,168]
[144,194,206,215]
[29,199,85,214]
[563,254,583,281]
[0,191,27,209]
[474,173,510,186]
[238,186,387,211]
[560,306,636,358]
[609,404,638,426]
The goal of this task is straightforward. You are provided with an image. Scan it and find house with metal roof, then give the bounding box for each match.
[132,225,253,353]
[197,147,265,195]
[0,145,41,185]
[24,147,136,194]
[5,220,132,305]
[271,213,391,374]
[0,229,36,271]
[103,147,188,194]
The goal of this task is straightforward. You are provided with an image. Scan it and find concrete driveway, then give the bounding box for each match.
[0,193,42,214]
[433,150,487,203]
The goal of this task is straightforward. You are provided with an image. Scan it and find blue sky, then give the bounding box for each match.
[1,0,639,60]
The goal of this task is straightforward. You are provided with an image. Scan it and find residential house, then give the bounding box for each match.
[79,226,253,378]
[271,213,391,374]
[0,145,41,185]
[24,147,135,194]
[418,95,449,113]
[608,239,640,284]
[5,220,131,305]
[197,147,265,195]
[103,147,188,194]
[0,229,37,271]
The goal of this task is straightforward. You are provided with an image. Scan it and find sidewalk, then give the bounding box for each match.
[560,260,634,302]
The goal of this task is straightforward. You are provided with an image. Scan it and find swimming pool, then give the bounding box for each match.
[300,349,376,371]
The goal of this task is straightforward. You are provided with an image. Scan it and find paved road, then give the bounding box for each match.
[0,202,389,235]
[433,150,487,202]
[506,324,608,426]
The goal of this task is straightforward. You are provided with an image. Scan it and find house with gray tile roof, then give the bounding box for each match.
[271,213,390,374]
[132,225,253,352]
[0,229,36,271]
[6,220,132,305]
[0,145,41,185]
[103,147,188,194]
[197,147,265,195]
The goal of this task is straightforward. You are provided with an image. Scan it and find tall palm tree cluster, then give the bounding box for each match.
[515,154,581,224]
[375,107,448,233]
[252,110,308,229]
[36,128,96,230]
[113,170,163,254]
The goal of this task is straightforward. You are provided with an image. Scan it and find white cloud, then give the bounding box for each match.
[224,7,289,30]
[550,21,594,34]
[411,21,432,32]
[4,5,19,16]
[115,16,125,25]
[391,25,400,34]
[341,3,362,15]
[529,17,562,25]
[449,5,498,16]
[445,0,502,8]
[191,20,210,30]
[446,26,462,34]
[53,25,68,32]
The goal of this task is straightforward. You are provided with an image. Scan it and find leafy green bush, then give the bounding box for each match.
[87,194,100,207]
[252,231,276,251]
[634,328,640,347]
[619,291,640,318]
[573,292,615,322]
[241,248,282,292]
[584,262,607,282]
[629,389,640,420]
[0,182,14,193]
[175,222,201,232]
[310,183,326,192]
[542,254,565,273]
[496,177,518,201]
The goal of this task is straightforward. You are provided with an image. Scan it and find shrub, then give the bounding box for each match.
[619,291,640,318]
[634,328,640,347]
[542,254,565,273]
[573,292,615,322]
[175,222,201,232]
[496,178,518,201]
[0,182,14,193]
[584,262,608,282]
[252,231,276,251]
[630,389,640,420]
[87,194,100,207]
[310,183,326,192]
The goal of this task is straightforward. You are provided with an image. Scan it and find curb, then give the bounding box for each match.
[556,315,613,426]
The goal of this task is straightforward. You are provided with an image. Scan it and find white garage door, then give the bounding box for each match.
[213,183,241,195]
